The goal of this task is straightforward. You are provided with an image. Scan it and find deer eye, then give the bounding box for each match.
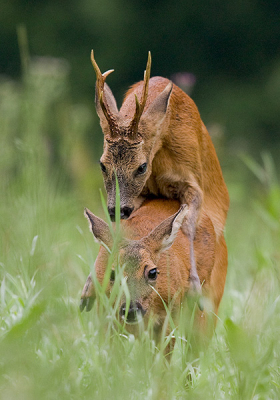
[110,270,115,282]
[136,162,147,176]
[147,268,158,281]
[100,161,107,174]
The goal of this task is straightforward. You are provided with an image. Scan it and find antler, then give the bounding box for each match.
[129,51,151,137]
[91,50,119,136]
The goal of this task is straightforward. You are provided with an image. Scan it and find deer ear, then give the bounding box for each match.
[144,204,188,254]
[141,81,173,129]
[95,82,119,127]
[84,208,113,250]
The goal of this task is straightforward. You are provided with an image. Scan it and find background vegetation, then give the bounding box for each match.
[0,1,280,399]
[1,0,280,154]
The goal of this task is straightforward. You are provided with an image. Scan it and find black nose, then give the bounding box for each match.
[108,207,115,221]
[120,207,133,219]
[119,301,145,323]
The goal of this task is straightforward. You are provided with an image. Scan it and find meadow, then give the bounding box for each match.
[0,59,279,400]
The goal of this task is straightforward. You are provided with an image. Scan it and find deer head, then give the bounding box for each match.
[91,50,173,220]
[81,204,188,325]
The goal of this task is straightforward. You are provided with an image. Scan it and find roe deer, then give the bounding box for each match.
[90,51,229,296]
[80,199,227,338]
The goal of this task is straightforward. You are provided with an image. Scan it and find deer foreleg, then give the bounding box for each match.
[180,183,203,296]
[80,274,95,312]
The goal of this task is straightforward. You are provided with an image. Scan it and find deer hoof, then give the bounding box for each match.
[80,297,94,312]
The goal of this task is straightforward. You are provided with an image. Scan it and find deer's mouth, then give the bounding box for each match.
[119,301,147,325]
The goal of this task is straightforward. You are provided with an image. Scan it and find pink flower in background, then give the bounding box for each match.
[171,72,196,95]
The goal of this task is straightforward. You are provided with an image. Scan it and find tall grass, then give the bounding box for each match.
[0,59,279,399]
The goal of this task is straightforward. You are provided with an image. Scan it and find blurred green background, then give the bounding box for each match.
[1,1,280,399]
[2,0,280,155]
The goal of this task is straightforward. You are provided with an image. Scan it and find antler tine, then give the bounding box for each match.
[129,51,152,136]
[91,50,119,135]
[91,49,101,78]
[91,50,114,85]
[141,51,151,107]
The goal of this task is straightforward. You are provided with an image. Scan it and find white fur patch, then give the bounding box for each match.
[162,205,189,250]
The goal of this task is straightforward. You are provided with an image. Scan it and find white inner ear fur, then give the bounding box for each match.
[161,205,189,252]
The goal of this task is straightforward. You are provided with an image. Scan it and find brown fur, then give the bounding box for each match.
[80,199,227,337]
[93,56,229,293]
[120,77,229,237]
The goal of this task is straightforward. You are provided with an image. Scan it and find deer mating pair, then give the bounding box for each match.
[80,51,229,337]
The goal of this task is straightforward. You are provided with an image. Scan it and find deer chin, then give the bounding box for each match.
[132,196,146,213]
[124,318,142,326]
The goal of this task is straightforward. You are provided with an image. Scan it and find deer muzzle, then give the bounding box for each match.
[108,206,134,221]
[119,301,146,324]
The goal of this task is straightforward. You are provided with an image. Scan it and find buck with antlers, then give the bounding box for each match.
[91,51,229,296]
[80,199,227,338]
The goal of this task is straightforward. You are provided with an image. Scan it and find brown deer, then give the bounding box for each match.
[91,51,229,295]
[80,199,227,339]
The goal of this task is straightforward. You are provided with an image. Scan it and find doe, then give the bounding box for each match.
[80,199,227,339]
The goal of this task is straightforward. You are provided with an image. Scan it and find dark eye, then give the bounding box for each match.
[110,270,115,281]
[147,268,158,281]
[136,162,147,176]
[100,161,107,174]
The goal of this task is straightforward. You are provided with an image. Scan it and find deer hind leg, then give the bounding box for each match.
[180,184,203,297]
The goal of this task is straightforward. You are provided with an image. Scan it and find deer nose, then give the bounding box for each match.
[119,301,145,324]
[108,207,115,221]
[120,206,133,219]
